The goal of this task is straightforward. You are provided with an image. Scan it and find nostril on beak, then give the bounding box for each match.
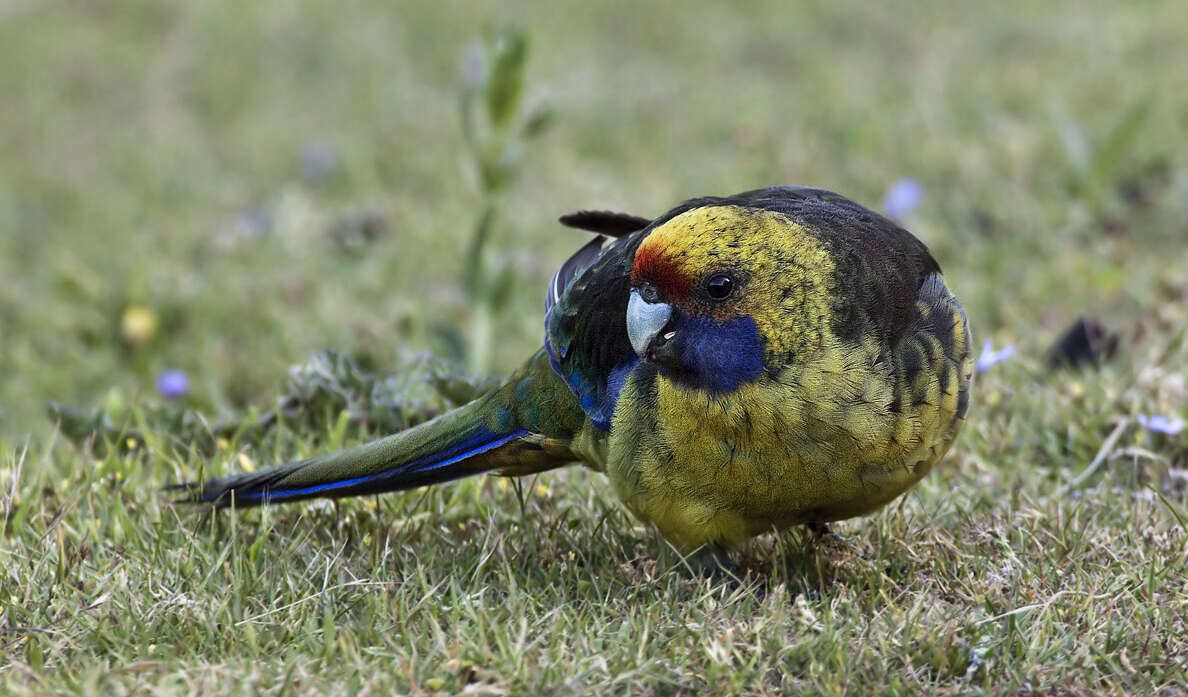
[626,290,673,357]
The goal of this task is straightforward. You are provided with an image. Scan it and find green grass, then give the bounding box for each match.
[2,0,1187,694]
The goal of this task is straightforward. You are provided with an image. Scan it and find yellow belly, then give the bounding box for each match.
[606,334,968,549]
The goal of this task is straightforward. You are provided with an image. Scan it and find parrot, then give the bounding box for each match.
[176,186,973,558]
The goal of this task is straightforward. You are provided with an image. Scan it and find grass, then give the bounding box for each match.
[2,0,1187,694]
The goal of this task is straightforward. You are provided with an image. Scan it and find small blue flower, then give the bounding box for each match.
[299,140,338,182]
[1137,413,1184,435]
[460,40,488,87]
[976,339,1016,373]
[883,178,924,219]
[156,370,190,400]
[232,207,273,240]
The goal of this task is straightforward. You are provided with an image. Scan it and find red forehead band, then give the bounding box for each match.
[631,245,693,297]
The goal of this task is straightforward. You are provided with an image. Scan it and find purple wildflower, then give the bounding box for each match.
[883,178,924,219]
[299,140,338,182]
[156,370,190,400]
[1137,413,1184,435]
[976,339,1016,373]
[460,41,488,87]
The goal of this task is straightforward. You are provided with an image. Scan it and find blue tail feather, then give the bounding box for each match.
[235,428,530,501]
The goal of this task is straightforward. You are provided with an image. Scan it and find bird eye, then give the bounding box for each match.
[705,274,734,300]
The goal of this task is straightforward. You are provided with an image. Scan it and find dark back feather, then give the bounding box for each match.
[719,186,940,347]
[558,210,651,237]
[546,235,607,321]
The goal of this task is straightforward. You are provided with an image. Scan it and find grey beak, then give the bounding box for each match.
[627,290,673,358]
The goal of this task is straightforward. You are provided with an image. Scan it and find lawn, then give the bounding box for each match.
[1,0,1186,694]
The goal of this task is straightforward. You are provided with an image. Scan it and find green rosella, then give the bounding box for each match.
[178,186,973,551]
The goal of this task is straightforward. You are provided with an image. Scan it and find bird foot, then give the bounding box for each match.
[806,521,849,545]
[805,521,870,560]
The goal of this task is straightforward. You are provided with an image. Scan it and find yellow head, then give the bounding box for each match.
[626,204,838,392]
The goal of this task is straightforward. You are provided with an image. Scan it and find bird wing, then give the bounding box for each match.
[544,230,647,431]
[544,209,652,338]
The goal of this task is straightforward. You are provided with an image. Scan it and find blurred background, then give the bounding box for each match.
[1,0,1185,441]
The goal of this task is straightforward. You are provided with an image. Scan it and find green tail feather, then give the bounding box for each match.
[173,350,589,507]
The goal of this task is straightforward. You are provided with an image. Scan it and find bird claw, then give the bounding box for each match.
[806,521,849,545]
[805,521,871,560]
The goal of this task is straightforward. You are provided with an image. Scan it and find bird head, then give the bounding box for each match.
[627,204,837,393]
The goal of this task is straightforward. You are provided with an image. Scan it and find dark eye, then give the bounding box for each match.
[705,274,734,300]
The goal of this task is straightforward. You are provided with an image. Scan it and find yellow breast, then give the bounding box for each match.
[606,328,967,549]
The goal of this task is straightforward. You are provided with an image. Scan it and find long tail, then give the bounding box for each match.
[173,351,588,508]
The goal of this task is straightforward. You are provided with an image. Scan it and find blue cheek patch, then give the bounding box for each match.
[678,314,766,393]
[544,303,764,426]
